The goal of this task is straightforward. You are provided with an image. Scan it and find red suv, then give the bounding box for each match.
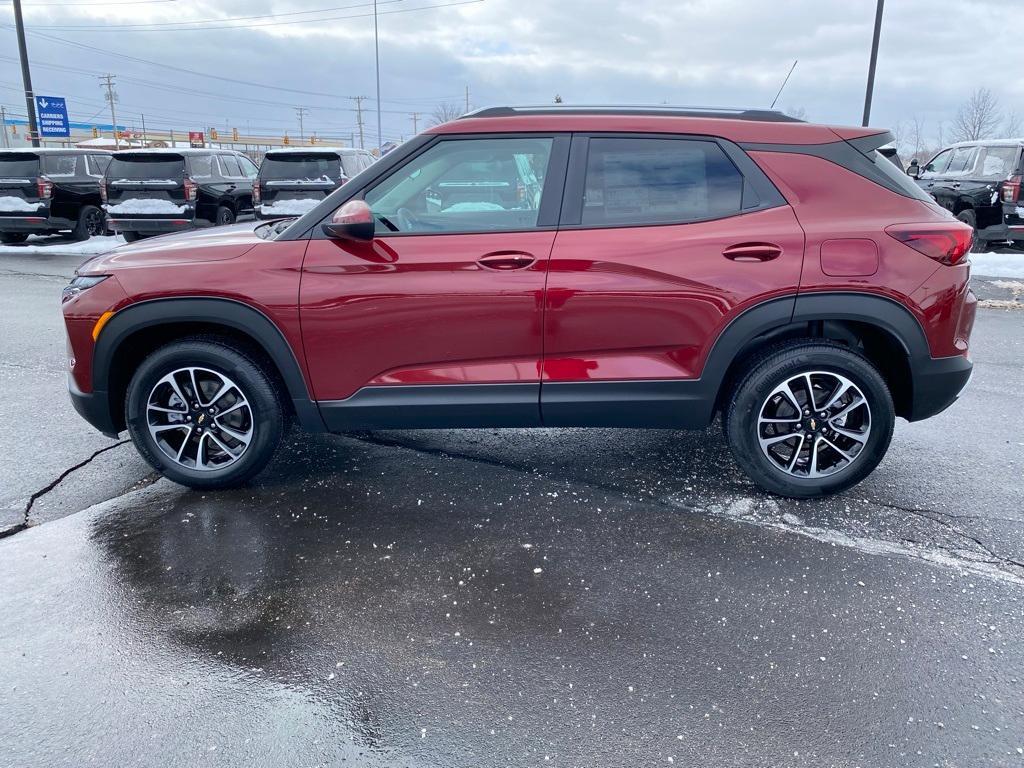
[62,106,976,498]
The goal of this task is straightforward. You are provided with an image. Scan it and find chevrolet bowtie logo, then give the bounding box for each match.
[809,418,817,430]
[197,413,206,424]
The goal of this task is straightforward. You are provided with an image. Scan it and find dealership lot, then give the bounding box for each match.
[1,249,1023,765]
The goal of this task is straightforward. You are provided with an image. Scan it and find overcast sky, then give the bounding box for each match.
[1,0,1020,148]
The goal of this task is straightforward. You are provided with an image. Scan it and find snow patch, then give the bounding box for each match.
[0,196,43,213]
[259,198,320,217]
[0,234,125,255]
[104,199,188,215]
[970,250,1024,278]
[441,201,507,212]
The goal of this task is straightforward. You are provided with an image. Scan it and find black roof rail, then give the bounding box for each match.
[460,105,805,123]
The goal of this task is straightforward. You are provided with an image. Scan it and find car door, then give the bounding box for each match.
[300,133,570,429]
[541,134,805,426]
[916,147,953,204]
[930,146,978,214]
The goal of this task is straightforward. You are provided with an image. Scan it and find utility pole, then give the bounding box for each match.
[862,0,884,127]
[141,113,148,146]
[295,106,309,143]
[465,84,470,113]
[351,96,366,149]
[0,106,8,148]
[98,74,119,149]
[373,0,382,153]
[12,0,40,147]
[410,112,420,134]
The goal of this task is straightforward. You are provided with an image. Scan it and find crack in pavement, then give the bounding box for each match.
[0,440,131,540]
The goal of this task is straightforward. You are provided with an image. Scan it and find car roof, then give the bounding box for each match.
[263,146,368,155]
[0,147,92,154]
[427,105,885,145]
[110,147,247,156]
[946,138,1024,148]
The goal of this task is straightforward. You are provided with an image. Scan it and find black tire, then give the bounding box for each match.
[723,340,895,498]
[121,231,143,243]
[125,338,285,490]
[72,205,105,241]
[0,232,29,244]
[956,209,988,253]
[215,205,236,226]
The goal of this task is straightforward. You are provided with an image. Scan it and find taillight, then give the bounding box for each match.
[252,180,260,205]
[885,223,973,266]
[183,177,197,202]
[99,181,107,204]
[37,176,53,199]
[1000,174,1021,203]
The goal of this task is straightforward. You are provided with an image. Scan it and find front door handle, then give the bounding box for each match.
[477,252,537,270]
[722,243,783,262]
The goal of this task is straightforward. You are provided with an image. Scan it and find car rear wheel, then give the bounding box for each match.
[72,205,104,241]
[724,340,895,498]
[0,232,29,244]
[125,339,285,489]
[216,205,236,226]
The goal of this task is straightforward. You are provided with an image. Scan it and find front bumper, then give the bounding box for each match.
[68,375,120,438]
[909,354,973,421]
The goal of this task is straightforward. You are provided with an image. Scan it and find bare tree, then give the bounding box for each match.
[951,88,1002,142]
[890,120,907,155]
[430,102,464,126]
[908,115,925,160]
[784,105,807,121]
[1004,110,1022,138]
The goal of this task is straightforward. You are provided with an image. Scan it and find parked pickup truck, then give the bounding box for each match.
[909,139,1024,249]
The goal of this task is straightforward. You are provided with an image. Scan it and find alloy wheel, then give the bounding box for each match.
[146,367,254,471]
[756,371,871,479]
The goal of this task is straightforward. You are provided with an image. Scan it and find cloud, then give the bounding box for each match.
[1,0,1018,146]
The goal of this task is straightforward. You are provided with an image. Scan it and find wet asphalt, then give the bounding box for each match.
[1,248,1023,767]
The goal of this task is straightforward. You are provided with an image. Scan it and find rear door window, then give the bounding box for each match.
[945,146,979,177]
[188,155,215,179]
[106,155,186,181]
[219,155,243,178]
[579,137,743,226]
[978,146,1020,180]
[42,155,79,177]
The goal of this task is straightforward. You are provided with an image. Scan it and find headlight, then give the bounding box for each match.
[62,275,109,303]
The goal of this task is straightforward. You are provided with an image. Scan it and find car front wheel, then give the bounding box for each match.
[125,339,284,489]
[724,341,895,498]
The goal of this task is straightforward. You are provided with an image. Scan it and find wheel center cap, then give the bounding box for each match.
[195,411,207,426]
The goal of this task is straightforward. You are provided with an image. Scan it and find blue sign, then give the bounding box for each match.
[35,95,70,138]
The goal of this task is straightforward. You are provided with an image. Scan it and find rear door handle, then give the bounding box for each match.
[722,243,783,262]
[477,252,537,270]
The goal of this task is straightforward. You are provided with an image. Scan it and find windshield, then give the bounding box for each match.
[260,155,341,182]
[106,155,185,181]
[0,155,40,178]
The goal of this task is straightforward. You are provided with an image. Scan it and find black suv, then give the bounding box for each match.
[0,148,111,243]
[254,147,374,219]
[102,148,258,241]
[910,139,1024,248]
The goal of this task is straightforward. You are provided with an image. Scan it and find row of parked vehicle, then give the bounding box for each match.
[0,146,376,244]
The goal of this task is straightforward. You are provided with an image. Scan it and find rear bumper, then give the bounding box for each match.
[0,214,73,232]
[107,217,197,234]
[68,375,120,438]
[909,353,973,421]
[999,202,1024,240]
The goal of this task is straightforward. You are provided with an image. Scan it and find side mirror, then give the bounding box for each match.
[907,160,921,179]
[322,199,374,241]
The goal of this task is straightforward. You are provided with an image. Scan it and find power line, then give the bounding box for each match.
[28,0,485,33]
[29,0,403,31]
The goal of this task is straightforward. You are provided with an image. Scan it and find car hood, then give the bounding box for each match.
[79,222,267,274]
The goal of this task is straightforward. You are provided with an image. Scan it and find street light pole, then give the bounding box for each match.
[373,0,382,153]
[12,0,40,147]
[862,0,885,127]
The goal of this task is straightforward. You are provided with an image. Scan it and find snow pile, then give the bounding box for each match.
[971,250,1024,279]
[0,234,125,256]
[441,201,506,212]
[0,196,43,213]
[259,198,319,217]
[104,199,188,215]
[265,176,334,186]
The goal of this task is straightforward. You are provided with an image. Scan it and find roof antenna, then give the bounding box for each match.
[770,60,798,109]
